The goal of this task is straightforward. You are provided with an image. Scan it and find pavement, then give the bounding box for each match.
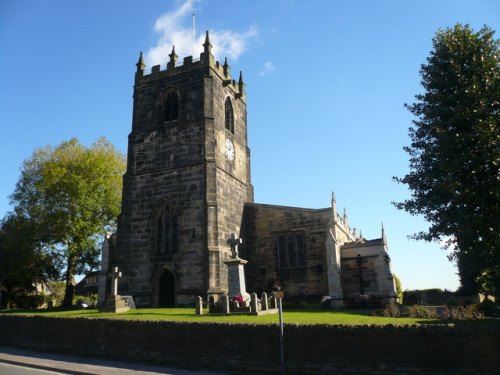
[0,346,228,375]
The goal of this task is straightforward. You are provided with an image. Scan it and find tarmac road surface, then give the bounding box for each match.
[0,346,227,375]
[0,361,68,375]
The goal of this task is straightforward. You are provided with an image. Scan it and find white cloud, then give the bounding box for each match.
[258,61,275,76]
[145,0,257,67]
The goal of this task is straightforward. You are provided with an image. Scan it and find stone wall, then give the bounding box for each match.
[0,316,498,374]
[341,255,379,296]
[341,240,396,301]
[242,204,331,299]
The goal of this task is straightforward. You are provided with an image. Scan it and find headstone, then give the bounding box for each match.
[208,295,215,313]
[270,294,277,309]
[261,292,269,311]
[250,292,259,312]
[121,295,136,309]
[221,295,230,314]
[195,296,203,315]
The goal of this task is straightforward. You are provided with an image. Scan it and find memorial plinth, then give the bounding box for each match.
[98,266,130,313]
[100,295,130,313]
[224,257,250,303]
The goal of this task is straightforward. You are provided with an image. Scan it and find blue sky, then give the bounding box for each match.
[1,0,498,291]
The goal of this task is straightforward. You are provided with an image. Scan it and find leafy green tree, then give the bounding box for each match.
[46,281,67,307]
[10,138,126,306]
[394,24,499,295]
[0,214,59,308]
[393,274,403,303]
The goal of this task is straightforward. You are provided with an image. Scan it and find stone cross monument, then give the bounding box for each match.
[98,266,130,313]
[110,266,122,296]
[224,233,250,304]
[227,233,243,259]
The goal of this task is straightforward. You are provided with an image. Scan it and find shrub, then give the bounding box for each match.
[477,299,499,317]
[46,281,66,307]
[407,305,439,319]
[393,275,403,303]
[382,303,401,317]
[4,287,46,309]
[449,305,484,320]
[73,293,98,308]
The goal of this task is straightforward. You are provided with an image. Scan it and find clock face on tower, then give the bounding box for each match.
[224,138,235,161]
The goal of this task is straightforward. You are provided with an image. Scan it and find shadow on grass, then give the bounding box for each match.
[285,308,376,316]
[122,310,195,318]
[415,317,500,328]
[0,307,86,315]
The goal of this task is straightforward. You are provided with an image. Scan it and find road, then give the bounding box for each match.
[0,362,67,375]
[0,346,227,375]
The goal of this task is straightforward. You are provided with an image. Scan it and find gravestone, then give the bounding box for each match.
[121,295,136,309]
[195,296,203,315]
[208,295,216,313]
[270,294,277,309]
[261,292,269,311]
[221,295,230,314]
[250,293,259,312]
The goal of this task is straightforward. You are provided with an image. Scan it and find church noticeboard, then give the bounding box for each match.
[274,291,284,299]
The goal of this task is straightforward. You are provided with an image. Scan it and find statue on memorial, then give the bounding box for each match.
[227,233,242,259]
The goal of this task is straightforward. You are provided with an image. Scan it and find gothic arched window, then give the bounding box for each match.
[164,91,179,122]
[276,234,305,269]
[225,97,234,133]
[157,208,178,254]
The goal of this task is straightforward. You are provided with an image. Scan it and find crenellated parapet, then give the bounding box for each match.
[331,192,364,243]
[134,30,246,102]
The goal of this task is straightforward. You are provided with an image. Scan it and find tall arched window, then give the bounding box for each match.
[157,208,178,254]
[225,97,234,133]
[164,91,178,122]
[276,234,305,269]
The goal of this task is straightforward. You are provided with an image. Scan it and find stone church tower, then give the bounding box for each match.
[101,31,397,309]
[110,32,253,307]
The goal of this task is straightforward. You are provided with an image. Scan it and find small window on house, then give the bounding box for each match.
[164,91,178,122]
[225,97,234,133]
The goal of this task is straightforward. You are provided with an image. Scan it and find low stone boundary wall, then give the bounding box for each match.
[0,315,498,374]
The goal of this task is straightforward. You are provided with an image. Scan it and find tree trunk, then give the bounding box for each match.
[0,280,3,310]
[62,254,75,307]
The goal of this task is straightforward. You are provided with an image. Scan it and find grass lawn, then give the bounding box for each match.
[3,307,498,327]
[0,307,455,326]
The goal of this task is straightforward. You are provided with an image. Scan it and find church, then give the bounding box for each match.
[99,32,397,308]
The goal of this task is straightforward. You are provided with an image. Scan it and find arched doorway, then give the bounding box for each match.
[158,270,176,307]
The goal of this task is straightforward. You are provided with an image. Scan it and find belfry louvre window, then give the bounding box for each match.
[164,91,178,122]
[157,210,178,254]
[225,97,234,133]
[276,234,305,269]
